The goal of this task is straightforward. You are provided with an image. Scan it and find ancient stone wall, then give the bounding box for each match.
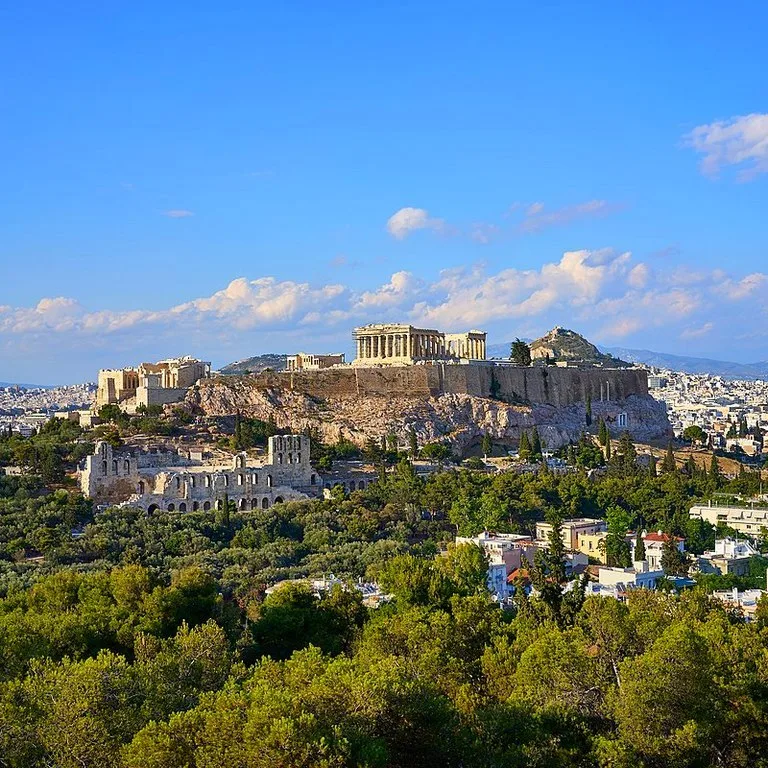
[242,363,647,407]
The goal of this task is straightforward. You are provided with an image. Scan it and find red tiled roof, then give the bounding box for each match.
[643,532,684,543]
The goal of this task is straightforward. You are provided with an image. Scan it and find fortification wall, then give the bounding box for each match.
[241,364,647,406]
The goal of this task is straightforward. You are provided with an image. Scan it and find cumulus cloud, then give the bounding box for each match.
[386,207,445,239]
[162,209,195,218]
[519,200,619,233]
[2,256,765,366]
[713,272,767,300]
[684,113,768,179]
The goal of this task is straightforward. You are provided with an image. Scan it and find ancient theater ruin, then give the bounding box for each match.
[79,434,320,512]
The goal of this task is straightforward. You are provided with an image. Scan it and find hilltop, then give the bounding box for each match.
[529,327,630,366]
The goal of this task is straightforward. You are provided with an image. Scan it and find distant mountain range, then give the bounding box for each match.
[600,347,768,380]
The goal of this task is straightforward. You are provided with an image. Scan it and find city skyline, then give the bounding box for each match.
[2,2,768,383]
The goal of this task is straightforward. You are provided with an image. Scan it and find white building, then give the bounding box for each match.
[631,530,685,571]
[697,537,759,576]
[455,532,536,600]
[598,563,665,591]
[690,503,768,538]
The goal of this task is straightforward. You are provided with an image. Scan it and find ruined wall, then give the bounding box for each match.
[239,364,647,407]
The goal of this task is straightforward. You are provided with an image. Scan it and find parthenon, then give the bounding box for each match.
[352,324,486,365]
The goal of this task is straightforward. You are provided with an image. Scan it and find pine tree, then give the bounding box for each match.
[661,442,677,473]
[585,394,592,427]
[510,338,532,366]
[518,431,531,460]
[685,454,698,477]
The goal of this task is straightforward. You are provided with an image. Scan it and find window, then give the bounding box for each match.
[167,503,175,512]
[138,480,145,494]
[203,501,211,511]
[267,474,272,488]
[238,474,244,485]
[102,461,108,475]
[310,474,316,485]
[262,498,269,509]
[124,460,130,472]
[190,476,196,488]
[175,477,181,490]
[205,475,211,488]
[112,460,118,474]
[179,503,187,512]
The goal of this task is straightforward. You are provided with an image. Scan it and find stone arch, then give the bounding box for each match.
[261,497,270,509]
[167,503,175,512]
[178,502,187,512]
[192,501,199,511]
[138,480,145,494]
[267,474,273,487]
[102,460,108,475]
[216,499,223,510]
[112,459,118,474]
[123,459,130,472]
[147,503,159,514]
[238,473,244,485]
[205,475,211,488]
[250,498,258,510]
[203,501,211,511]
[274,496,284,505]
[175,476,181,490]
[238,498,247,510]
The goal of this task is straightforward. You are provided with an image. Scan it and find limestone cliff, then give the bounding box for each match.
[184,376,670,454]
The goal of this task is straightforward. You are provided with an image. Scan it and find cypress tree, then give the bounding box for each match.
[605,437,612,461]
[661,442,676,473]
[634,529,646,562]
[648,454,658,478]
[709,454,721,488]
[519,431,531,460]
[598,418,609,447]
[530,427,542,459]
[585,394,592,427]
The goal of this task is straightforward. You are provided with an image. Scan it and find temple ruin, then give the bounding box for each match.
[352,324,486,365]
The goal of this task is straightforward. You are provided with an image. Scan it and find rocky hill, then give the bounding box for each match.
[218,354,287,375]
[184,374,670,455]
[530,327,630,366]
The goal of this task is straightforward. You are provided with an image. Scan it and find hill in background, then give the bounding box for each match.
[218,354,287,375]
[489,327,630,367]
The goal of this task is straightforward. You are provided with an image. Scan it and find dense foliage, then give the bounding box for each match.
[3,425,768,766]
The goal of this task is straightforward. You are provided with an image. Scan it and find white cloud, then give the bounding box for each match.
[680,322,714,340]
[627,263,650,289]
[714,272,767,300]
[684,113,768,179]
[2,255,765,365]
[162,209,195,218]
[386,207,445,239]
[519,200,618,233]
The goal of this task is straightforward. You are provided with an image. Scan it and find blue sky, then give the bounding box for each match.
[2,2,767,383]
